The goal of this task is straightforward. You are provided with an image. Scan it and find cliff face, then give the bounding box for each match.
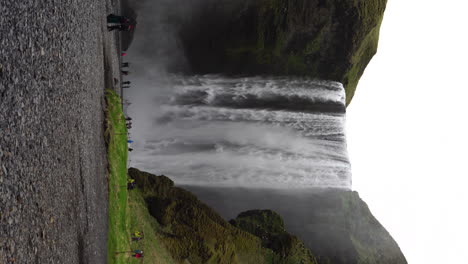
[244,192,408,264]
[298,191,408,264]
[186,186,408,264]
[178,0,387,105]
[128,167,318,264]
[129,168,407,264]
[230,210,318,263]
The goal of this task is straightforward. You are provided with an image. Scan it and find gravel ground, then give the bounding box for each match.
[0,0,123,263]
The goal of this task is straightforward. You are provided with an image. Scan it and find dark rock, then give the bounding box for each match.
[177,0,387,105]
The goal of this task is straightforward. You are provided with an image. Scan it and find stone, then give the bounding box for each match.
[2,165,7,176]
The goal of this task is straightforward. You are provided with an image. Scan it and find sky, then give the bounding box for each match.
[347,0,468,263]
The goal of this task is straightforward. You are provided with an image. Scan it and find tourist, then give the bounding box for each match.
[107,14,130,24]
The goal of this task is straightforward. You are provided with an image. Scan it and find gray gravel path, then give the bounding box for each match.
[1,0,123,263]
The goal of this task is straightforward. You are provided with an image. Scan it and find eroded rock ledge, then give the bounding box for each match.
[177,0,387,105]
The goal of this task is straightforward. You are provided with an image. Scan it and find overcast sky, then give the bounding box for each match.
[347,0,468,263]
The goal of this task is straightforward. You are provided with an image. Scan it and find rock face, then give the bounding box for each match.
[178,0,387,105]
[296,191,408,264]
[128,167,318,264]
[129,168,407,264]
[186,186,408,264]
[230,210,318,263]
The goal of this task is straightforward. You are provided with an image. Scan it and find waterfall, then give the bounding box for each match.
[130,75,351,189]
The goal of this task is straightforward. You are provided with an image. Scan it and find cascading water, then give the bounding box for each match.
[130,75,351,189]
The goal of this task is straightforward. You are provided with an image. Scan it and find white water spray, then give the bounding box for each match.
[130,75,351,189]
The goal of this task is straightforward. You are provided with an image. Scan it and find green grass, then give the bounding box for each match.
[127,189,176,264]
[105,89,176,264]
[105,89,130,264]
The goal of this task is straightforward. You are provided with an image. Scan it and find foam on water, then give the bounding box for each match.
[130,75,351,189]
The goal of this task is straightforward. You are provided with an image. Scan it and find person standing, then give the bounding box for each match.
[107,14,130,24]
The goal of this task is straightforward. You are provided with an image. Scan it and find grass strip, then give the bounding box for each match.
[105,89,130,264]
[105,89,175,264]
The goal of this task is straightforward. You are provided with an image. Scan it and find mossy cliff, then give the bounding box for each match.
[128,167,318,264]
[230,210,317,263]
[186,186,408,264]
[128,168,406,264]
[178,0,387,105]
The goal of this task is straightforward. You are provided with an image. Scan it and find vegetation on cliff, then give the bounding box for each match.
[128,167,318,264]
[230,210,318,263]
[179,0,387,105]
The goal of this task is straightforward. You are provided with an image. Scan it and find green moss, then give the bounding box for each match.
[128,168,267,263]
[342,0,387,105]
[285,54,307,74]
[343,17,383,105]
[304,34,322,56]
[127,168,319,264]
[230,210,318,264]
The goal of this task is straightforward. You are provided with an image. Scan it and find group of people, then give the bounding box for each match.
[122,63,133,80]
[127,178,136,190]
[115,180,145,259]
[132,231,144,242]
[107,14,135,84]
[107,13,146,261]
[121,62,132,78]
[107,14,135,32]
[125,116,132,129]
[114,177,145,258]
[124,117,134,152]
